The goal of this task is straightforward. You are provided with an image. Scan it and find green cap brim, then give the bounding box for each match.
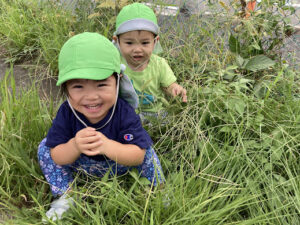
[57,68,114,86]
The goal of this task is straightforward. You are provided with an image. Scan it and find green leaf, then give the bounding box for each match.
[224,65,238,81]
[244,140,261,149]
[223,73,235,81]
[233,99,246,115]
[228,99,246,115]
[150,211,154,225]
[229,34,240,54]
[239,78,253,84]
[101,171,110,182]
[254,81,269,98]
[225,65,238,71]
[242,58,249,68]
[220,126,232,133]
[273,174,287,184]
[236,55,244,67]
[255,113,264,123]
[271,147,283,161]
[264,163,272,172]
[251,42,261,50]
[129,169,139,180]
[129,169,150,185]
[244,55,275,72]
[139,177,151,185]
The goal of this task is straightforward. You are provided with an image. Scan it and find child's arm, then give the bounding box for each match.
[164,82,187,102]
[51,127,145,166]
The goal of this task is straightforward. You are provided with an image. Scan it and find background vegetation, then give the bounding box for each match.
[0,0,299,224]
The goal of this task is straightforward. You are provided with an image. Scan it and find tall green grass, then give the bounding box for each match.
[1,67,299,224]
[0,0,101,70]
[0,0,299,224]
[0,69,52,221]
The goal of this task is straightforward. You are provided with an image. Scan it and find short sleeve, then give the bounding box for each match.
[45,104,74,148]
[159,57,177,88]
[116,101,153,149]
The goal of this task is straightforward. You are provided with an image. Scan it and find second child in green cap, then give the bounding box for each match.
[113,3,187,122]
[37,32,165,222]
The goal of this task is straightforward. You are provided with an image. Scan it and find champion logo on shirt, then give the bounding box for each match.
[124,134,134,141]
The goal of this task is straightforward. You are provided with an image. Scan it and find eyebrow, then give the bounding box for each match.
[121,37,135,41]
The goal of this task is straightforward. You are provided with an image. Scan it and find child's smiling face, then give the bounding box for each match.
[118,30,156,71]
[66,76,117,124]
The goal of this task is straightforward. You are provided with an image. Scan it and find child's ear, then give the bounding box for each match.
[155,35,160,42]
[112,36,118,42]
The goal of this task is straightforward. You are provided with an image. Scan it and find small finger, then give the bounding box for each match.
[81,135,101,144]
[172,88,179,96]
[83,130,99,138]
[87,140,103,149]
[82,149,100,156]
[182,89,187,102]
[86,127,96,131]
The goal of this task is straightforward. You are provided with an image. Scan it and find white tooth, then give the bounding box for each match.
[87,104,99,109]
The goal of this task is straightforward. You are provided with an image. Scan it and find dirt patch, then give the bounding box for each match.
[0,56,60,101]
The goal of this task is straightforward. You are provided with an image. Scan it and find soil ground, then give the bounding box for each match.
[0,57,60,100]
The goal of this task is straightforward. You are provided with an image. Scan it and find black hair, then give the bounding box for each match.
[60,82,68,98]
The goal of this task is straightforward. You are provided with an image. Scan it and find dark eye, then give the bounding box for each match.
[125,41,133,45]
[142,41,150,45]
[72,85,83,89]
[97,83,106,87]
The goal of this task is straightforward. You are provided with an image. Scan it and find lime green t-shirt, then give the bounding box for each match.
[122,54,177,113]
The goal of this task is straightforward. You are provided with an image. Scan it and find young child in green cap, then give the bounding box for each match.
[37,32,165,222]
[112,3,187,122]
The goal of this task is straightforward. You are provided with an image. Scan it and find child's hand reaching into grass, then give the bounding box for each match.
[165,82,187,102]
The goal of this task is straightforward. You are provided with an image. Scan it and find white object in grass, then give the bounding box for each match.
[43,194,74,222]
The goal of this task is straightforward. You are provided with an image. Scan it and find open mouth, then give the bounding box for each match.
[84,104,102,112]
[133,55,143,61]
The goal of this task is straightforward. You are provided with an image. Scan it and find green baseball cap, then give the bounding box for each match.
[115,3,159,36]
[57,32,121,86]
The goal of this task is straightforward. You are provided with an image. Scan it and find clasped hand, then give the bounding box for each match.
[73,127,108,156]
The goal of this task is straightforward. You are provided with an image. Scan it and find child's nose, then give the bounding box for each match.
[85,89,99,99]
[133,44,142,52]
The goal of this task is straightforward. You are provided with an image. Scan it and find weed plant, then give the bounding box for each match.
[0,0,299,224]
